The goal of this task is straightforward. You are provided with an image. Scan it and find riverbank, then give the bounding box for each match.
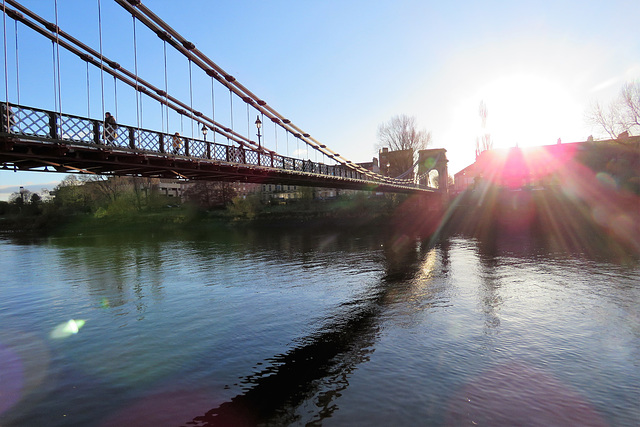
[443,186,640,261]
[0,195,402,237]
[2,188,638,262]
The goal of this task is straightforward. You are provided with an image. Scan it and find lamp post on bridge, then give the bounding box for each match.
[255,115,262,151]
[202,124,210,158]
[201,124,208,141]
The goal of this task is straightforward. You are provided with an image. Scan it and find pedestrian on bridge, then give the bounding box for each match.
[172,132,182,155]
[103,112,117,145]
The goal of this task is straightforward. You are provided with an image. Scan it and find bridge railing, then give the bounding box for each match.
[0,102,422,188]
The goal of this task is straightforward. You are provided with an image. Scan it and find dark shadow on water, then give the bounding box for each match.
[187,235,450,426]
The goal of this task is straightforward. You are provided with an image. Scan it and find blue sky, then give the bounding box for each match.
[1,0,639,200]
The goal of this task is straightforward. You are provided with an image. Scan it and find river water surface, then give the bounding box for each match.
[1,226,638,426]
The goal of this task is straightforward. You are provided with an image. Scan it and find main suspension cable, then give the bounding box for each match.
[116,0,385,178]
[2,0,393,184]
[2,1,255,149]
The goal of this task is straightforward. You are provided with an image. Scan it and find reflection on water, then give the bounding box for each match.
[192,235,444,426]
[0,226,638,426]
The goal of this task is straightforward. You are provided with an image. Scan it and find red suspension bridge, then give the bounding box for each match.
[0,0,443,195]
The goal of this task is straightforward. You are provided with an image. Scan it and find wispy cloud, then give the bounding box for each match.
[590,77,619,93]
[624,64,640,81]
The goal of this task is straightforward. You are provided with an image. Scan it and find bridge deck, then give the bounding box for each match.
[0,103,435,193]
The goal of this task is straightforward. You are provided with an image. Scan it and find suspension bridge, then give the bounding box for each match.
[0,0,444,195]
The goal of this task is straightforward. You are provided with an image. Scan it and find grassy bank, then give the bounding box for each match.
[0,194,404,237]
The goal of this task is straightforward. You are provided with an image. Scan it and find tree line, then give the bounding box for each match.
[1,173,407,233]
[0,175,249,229]
[2,80,637,229]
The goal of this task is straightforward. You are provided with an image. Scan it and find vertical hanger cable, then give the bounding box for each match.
[132,15,140,130]
[54,0,61,114]
[163,39,169,133]
[189,59,193,138]
[97,0,104,120]
[2,0,9,131]
[210,76,215,144]
[13,20,19,105]
[86,62,90,116]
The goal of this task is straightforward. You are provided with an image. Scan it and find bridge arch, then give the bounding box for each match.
[417,148,448,192]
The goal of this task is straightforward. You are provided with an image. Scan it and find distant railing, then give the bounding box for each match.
[0,102,421,188]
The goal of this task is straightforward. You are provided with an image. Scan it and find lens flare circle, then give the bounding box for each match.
[50,319,86,339]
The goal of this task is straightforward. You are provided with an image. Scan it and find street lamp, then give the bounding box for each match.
[201,124,208,141]
[202,124,210,158]
[255,115,262,150]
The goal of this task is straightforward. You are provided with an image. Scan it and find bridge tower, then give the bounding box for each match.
[417,148,448,192]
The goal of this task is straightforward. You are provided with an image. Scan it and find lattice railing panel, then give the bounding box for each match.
[257,152,271,167]
[245,150,259,166]
[98,122,126,147]
[227,146,245,163]
[283,158,294,170]
[7,107,50,138]
[60,116,93,143]
[189,139,207,159]
[135,130,159,151]
[110,129,127,147]
[212,144,227,161]
[272,155,285,169]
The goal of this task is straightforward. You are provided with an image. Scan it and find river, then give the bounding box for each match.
[0,225,638,426]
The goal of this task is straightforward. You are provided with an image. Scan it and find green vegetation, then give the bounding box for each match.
[576,140,640,195]
[0,175,407,235]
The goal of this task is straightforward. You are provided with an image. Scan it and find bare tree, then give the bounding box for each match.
[183,181,237,209]
[620,82,640,131]
[377,115,432,152]
[588,81,640,138]
[377,115,432,178]
[130,177,155,210]
[85,175,131,204]
[8,188,31,205]
[476,100,493,156]
[52,175,93,212]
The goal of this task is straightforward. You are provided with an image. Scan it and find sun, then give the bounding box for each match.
[476,73,583,148]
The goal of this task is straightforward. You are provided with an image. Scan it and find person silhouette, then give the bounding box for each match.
[172,132,182,154]
[103,112,117,144]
